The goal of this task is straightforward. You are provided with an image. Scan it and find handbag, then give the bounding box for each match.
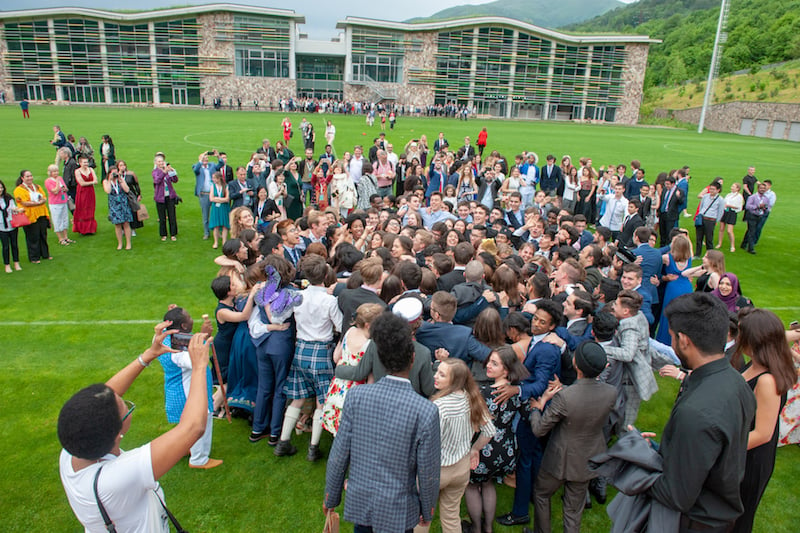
[126,190,140,213]
[322,510,339,533]
[137,203,150,221]
[11,212,31,228]
[694,195,719,226]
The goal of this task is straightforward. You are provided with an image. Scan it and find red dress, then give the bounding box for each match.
[282,121,292,144]
[73,170,97,234]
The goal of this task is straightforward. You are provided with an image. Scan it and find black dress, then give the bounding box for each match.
[731,371,786,533]
[470,382,527,483]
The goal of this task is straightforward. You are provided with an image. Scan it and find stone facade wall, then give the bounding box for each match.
[0,26,15,102]
[203,76,296,109]
[617,43,649,126]
[654,102,800,141]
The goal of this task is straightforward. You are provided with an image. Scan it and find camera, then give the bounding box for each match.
[170,333,193,351]
[207,150,215,156]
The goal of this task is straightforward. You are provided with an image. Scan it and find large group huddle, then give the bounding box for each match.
[52,117,800,533]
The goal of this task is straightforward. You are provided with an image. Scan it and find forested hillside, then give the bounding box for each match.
[567,0,800,87]
[408,0,622,30]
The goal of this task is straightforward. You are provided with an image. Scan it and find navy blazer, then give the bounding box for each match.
[633,243,662,305]
[519,339,561,401]
[228,178,254,208]
[540,165,563,193]
[636,285,655,325]
[415,321,491,364]
[325,377,441,529]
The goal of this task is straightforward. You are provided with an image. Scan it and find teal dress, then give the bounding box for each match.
[656,254,693,345]
[209,183,230,229]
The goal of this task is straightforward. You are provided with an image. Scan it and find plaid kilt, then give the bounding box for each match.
[283,339,334,400]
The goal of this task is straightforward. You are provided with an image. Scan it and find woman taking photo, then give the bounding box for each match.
[152,155,178,241]
[58,323,211,532]
[426,358,496,533]
[117,160,143,234]
[717,182,744,252]
[14,169,52,263]
[730,309,796,533]
[72,155,98,235]
[45,163,72,246]
[102,169,134,250]
[283,158,303,220]
[682,249,725,292]
[0,179,22,272]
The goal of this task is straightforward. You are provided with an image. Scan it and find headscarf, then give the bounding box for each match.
[712,272,741,312]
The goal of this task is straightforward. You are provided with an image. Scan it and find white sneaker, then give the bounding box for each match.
[131,230,137,237]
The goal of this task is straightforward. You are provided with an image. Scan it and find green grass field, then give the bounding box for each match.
[1,104,798,532]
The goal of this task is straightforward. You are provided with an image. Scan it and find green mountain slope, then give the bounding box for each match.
[567,0,800,87]
[407,0,623,29]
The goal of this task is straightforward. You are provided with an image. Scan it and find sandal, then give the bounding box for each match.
[161,236,167,241]
[59,239,69,246]
[171,236,177,241]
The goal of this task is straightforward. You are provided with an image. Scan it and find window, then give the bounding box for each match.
[235,49,289,78]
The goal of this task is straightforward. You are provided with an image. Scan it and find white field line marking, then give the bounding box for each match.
[6,320,157,326]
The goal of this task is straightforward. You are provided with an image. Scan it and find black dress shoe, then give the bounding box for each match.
[589,476,607,504]
[747,248,756,255]
[496,513,530,526]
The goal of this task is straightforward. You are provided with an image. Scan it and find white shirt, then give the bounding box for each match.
[435,392,495,467]
[349,156,364,185]
[294,285,343,342]
[599,194,628,231]
[59,445,168,533]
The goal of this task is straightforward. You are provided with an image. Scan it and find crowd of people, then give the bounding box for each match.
[52,118,800,533]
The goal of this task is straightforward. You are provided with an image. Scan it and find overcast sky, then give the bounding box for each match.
[2,1,637,39]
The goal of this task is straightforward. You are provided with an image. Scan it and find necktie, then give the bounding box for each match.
[623,214,630,227]
[663,190,672,213]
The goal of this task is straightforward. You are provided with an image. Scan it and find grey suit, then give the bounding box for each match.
[531,379,617,533]
[325,376,441,532]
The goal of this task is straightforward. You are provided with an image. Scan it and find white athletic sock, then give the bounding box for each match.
[280,405,301,442]
[310,409,324,446]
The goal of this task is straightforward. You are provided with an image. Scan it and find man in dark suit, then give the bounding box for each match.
[539,155,563,197]
[214,151,234,183]
[658,176,683,247]
[476,170,502,210]
[228,166,255,208]
[496,300,563,527]
[531,341,617,533]
[631,226,661,316]
[256,138,277,162]
[337,257,386,335]
[504,191,526,230]
[557,290,594,385]
[617,199,644,249]
[458,136,476,161]
[276,219,303,269]
[324,311,441,532]
[415,292,491,365]
[638,184,653,222]
[437,242,472,292]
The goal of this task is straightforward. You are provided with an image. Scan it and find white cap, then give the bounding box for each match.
[393,298,423,323]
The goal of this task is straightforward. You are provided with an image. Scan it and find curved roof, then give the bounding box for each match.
[337,15,659,45]
[0,4,305,24]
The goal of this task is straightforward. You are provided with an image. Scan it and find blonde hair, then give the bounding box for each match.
[670,234,692,262]
[354,303,384,329]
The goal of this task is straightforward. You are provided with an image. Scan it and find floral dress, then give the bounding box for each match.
[779,358,800,446]
[322,334,369,436]
[470,382,528,483]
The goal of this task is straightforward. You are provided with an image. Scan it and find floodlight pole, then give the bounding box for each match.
[698,0,729,133]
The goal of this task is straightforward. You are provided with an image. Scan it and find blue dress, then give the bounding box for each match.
[107,182,133,224]
[226,296,259,412]
[209,183,230,229]
[656,254,693,345]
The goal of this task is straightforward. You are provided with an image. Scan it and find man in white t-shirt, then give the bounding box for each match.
[58,322,212,532]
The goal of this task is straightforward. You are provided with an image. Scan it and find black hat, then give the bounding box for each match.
[615,247,636,265]
[574,340,607,378]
